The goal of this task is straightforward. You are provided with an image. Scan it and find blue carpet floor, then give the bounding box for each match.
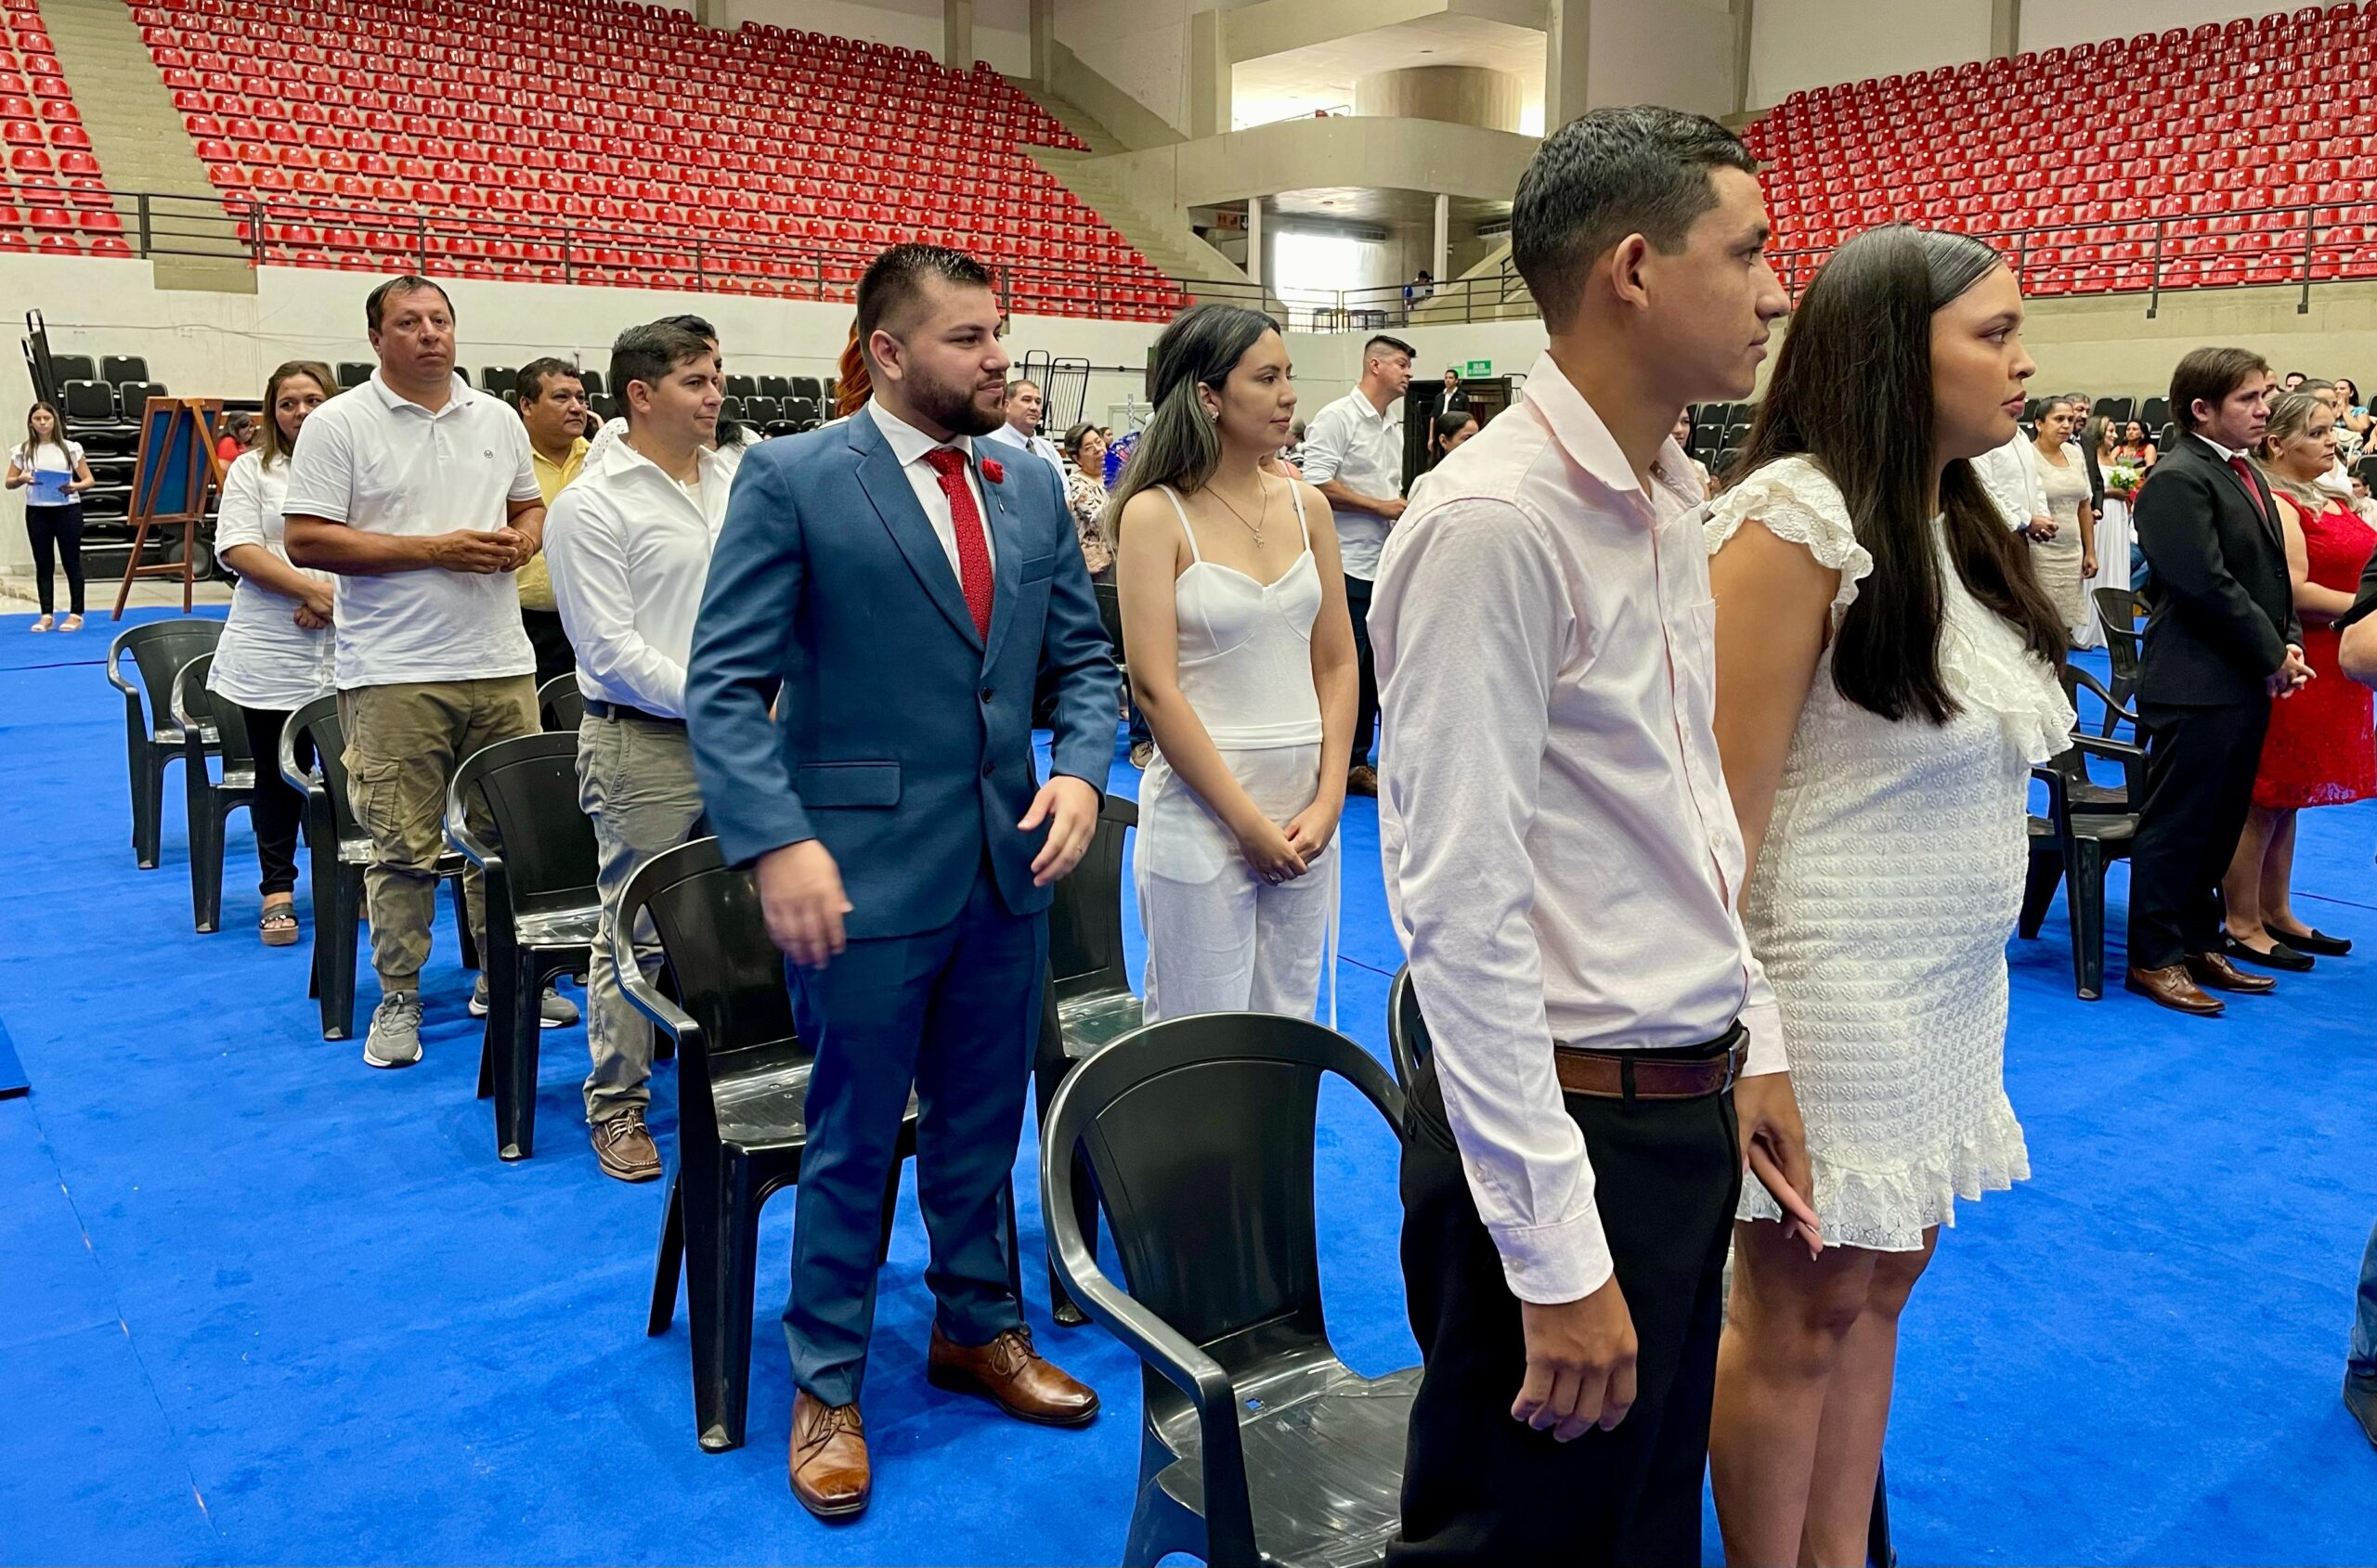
[3,619,2373,1564]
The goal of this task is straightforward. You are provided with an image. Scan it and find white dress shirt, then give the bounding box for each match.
[542,434,735,719]
[981,418,1066,486]
[1301,387,1405,580]
[1969,430,2049,530]
[207,449,335,710]
[869,399,995,580]
[1372,350,1786,1307]
[279,371,541,690]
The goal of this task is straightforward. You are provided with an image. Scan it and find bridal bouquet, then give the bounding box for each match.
[2107,462,2144,498]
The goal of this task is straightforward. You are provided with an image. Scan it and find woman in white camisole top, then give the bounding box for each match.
[1109,305,1359,1023]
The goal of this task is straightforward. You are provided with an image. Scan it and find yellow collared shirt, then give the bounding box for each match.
[517,434,590,611]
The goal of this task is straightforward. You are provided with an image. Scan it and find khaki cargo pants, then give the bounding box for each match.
[340,677,539,996]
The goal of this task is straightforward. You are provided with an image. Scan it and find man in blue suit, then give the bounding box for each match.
[686,244,1117,1519]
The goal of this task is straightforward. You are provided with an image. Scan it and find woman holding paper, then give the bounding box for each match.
[5,402,95,632]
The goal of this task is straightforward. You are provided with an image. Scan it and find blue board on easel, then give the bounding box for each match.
[131,399,210,521]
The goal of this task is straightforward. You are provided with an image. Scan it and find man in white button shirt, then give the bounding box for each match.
[981,374,1066,483]
[1301,332,1412,794]
[285,275,578,1070]
[543,320,732,1183]
[1371,109,1812,1563]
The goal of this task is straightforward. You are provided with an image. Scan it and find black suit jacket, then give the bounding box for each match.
[2132,435,2302,706]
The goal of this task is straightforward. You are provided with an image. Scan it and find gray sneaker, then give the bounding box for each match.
[469,976,581,1029]
[363,991,424,1069]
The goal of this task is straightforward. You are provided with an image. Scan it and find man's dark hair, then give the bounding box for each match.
[1512,106,1758,332]
[1363,334,1415,363]
[514,356,581,405]
[2171,346,2273,433]
[609,323,717,426]
[365,275,453,334]
[856,244,995,361]
[657,313,718,343]
[2284,369,2307,382]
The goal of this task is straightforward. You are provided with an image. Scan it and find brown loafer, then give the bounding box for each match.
[2186,951,2277,994]
[2124,964,2225,1017]
[926,1324,1100,1427]
[1346,763,1379,797]
[788,1391,869,1519]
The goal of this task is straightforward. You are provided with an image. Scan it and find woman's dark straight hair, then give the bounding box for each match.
[1726,224,2066,724]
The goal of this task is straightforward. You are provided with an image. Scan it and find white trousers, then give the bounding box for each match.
[1137,741,1337,1025]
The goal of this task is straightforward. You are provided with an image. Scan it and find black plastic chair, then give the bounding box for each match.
[1032,793,1140,1326]
[100,354,148,384]
[171,654,255,934]
[334,361,372,389]
[2020,730,2145,999]
[1385,964,1900,1568]
[618,836,915,1452]
[537,673,583,732]
[279,695,478,1040]
[2091,587,2144,722]
[2052,667,2143,804]
[446,732,600,1161]
[107,617,223,869]
[1042,1012,1418,1568]
[1095,580,1136,730]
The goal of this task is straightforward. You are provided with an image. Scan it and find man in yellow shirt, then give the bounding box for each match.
[514,357,591,686]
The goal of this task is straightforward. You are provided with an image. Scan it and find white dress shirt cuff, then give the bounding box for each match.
[1739,996,1787,1077]
[1489,1208,1616,1304]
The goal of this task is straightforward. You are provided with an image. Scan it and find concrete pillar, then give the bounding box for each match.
[1245,198,1264,287]
[1543,0,1591,134]
[1990,0,2020,58]
[942,0,973,70]
[1732,0,1755,117]
[693,0,726,31]
[1354,66,1524,132]
[1432,192,1449,281]
[1188,10,1230,138]
[1029,0,1054,86]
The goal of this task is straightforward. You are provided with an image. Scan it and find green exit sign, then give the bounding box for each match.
[1463,359,1491,377]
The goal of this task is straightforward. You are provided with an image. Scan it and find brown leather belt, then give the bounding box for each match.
[1552,1033,1747,1101]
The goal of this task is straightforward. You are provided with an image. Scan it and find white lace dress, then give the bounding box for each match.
[1707,457,2074,1251]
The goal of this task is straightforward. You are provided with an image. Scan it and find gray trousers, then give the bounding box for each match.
[576,711,706,1123]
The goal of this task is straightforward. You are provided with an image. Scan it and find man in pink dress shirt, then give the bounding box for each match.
[1373,107,1815,1564]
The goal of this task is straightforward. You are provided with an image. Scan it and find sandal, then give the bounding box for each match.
[260,901,301,948]
[27,615,50,633]
[58,614,81,633]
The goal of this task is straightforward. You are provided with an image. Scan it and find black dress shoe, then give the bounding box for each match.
[2222,935,2315,973]
[2186,952,2277,994]
[2268,922,2353,957]
[2347,1372,2377,1451]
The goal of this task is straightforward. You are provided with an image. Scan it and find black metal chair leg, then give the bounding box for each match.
[2018,849,2063,940]
[649,1167,684,1335]
[188,763,223,932]
[136,748,167,870]
[2071,837,2108,1001]
[450,874,480,972]
[682,1152,759,1453]
[320,863,362,1041]
[493,956,542,1160]
[1869,1457,1896,1567]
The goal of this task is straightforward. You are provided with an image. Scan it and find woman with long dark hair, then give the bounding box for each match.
[207,361,339,945]
[5,402,94,631]
[1702,226,2073,1565]
[1108,304,1357,1022]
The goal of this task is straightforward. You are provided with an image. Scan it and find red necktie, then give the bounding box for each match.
[2228,455,2270,522]
[922,446,994,639]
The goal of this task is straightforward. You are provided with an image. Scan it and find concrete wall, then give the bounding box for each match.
[1747,0,1991,109]
[1588,0,1737,121]
[721,0,1033,72]
[1057,0,1196,136]
[1083,115,1538,215]
[2019,0,2296,54]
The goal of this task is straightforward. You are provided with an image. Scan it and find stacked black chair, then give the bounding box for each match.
[620,836,916,1452]
[718,395,745,425]
[744,395,783,427]
[485,367,518,397]
[578,369,606,396]
[99,354,148,384]
[116,381,168,418]
[278,694,478,1041]
[2020,713,2145,1000]
[1096,580,1134,735]
[445,732,601,1162]
[1031,793,1139,1325]
[335,361,372,389]
[2092,395,2136,423]
[587,392,617,421]
[537,673,584,733]
[61,380,132,453]
[724,372,758,398]
[48,353,96,382]
[108,617,223,870]
[787,374,822,404]
[1042,1012,1419,1568]
[785,396,819,429]
[1384,965,1900,1568]
[171,653,256,934]
[2139,395,2171,430]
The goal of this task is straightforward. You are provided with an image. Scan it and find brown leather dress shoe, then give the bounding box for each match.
[788,1391,869,1520]
[1346,763,1379,797]
[2186,951,2277,994]
[926,1325,1100,1427]
[2124,964,2225,1017]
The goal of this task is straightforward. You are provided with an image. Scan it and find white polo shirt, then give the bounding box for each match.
[543,434,735,719]
[1300,387,1404,580]
[281,370,541,690]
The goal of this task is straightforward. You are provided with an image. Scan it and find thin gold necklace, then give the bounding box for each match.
[1207,473,1272,547]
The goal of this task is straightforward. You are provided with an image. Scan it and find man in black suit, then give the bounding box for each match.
[2125,347,2313,1016]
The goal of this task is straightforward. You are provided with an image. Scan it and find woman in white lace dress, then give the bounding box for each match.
[1703,226,2075,1566]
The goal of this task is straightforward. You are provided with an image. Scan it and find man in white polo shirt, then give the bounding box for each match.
[542,320,733,1183]
[1300,332,1412,795]
[981,375,1066,483]
[285,274,578,1069]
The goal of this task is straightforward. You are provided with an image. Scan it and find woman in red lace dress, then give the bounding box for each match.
[2223,391,2376,969]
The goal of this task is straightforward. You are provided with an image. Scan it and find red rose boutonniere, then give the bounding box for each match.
[980,457,1005,485]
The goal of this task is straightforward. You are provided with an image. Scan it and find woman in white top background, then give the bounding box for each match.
[208,361,339,946]
[1701,226,2075,1566]
[5,401,96,632]
[1110,304,1357,1022]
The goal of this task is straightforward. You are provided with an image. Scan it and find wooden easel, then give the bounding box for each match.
[111,395,225,620]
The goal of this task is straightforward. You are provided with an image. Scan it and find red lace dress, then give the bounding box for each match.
[2255,497,2377,808]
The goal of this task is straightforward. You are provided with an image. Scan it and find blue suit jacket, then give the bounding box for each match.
[686,411,1117,939]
